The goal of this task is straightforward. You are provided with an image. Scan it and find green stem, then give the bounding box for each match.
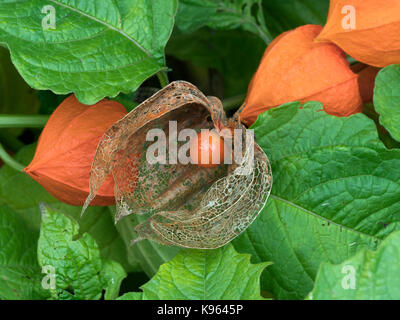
[258,25,273,45]
[222,94,246,111]
[157,71,170,88]
[0,115,49,128]
[0,131,24,152]
[0,142,24,171]
[257,1,273,44]
[218,5,272,45]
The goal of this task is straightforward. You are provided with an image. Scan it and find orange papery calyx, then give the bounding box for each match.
[24,95,127,206]
[351,63,380,104]
[240,24,362,126]
[316,0,400,68]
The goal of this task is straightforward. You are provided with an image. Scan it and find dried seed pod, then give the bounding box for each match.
[316,0,400,68]
[25,95,127,206]
[83,81,273,249]
[240,25,362,126]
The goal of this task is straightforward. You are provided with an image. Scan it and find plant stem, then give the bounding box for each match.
[257,1,273,44]
[222,94,246,111]
[0,131,24,152]
[250,24,272,44]
[218,4,273,45]
[0,115,49,128]
[0,142,25,171]
[157,71,170,88]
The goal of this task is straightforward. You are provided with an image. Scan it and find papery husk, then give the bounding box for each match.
[316,0,400,68]
[25,95,127,206]
[351,63,380,104]
[240,25,362,126]
[83,81,273,249]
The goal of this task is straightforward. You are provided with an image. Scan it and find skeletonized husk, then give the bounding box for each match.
[83,81,273,249]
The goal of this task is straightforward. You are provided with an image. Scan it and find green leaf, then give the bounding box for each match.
[0,0,178,104]
[37,204,126,300]
[101,260,127,300]
[0,144,135,272]
[0,205,49,300]
[176,0,272,43]
[233,102,400,299]
[310,230,400,300]
[117,292,143,300]
[374,65,400,143]
[118,244,269,300]
[166,28,265,97]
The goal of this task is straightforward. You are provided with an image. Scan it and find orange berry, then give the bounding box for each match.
[189,131,226,168]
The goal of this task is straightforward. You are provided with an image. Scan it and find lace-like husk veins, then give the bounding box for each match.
[134,142,272,249]
[83,81,228,214]
[83,81,273,249]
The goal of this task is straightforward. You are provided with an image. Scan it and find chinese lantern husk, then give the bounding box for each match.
[25,95,127,206]
[351,63,380,104]
[84,81,273,249]
[316,0,400,68]
[240,24,362,126]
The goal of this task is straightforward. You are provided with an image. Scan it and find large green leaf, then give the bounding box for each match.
[233,102,400,299]
[118,244,269,300]
[310,230,400,300]
[0,144,135,271]
[0,205,49,300]
[38,204,126,300]
[374,65,400,143]
[0,0,178,104]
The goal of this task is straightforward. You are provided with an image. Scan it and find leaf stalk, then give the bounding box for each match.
[0,142,25,172]
[0,115,49,128]
[157,71,170,88]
